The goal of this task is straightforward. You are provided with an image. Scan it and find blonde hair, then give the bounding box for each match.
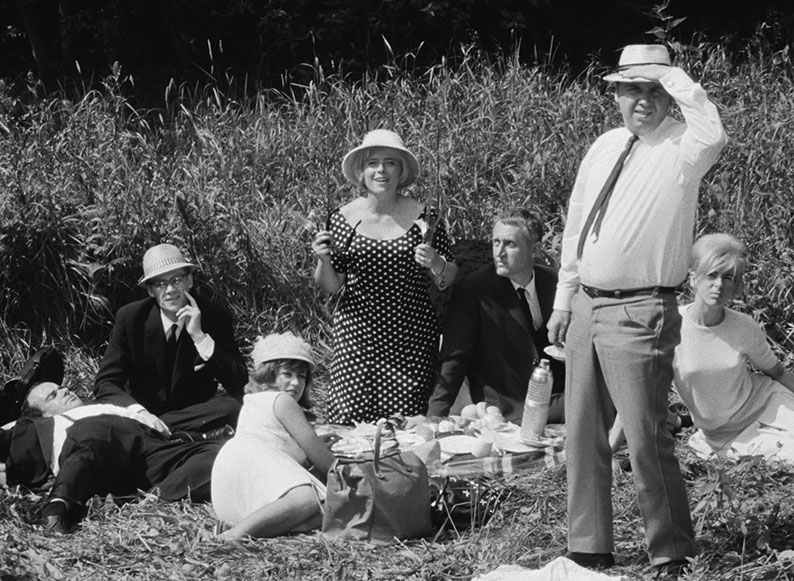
[690,233,747,292]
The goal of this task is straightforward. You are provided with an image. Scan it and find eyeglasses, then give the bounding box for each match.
[150,275,187,291]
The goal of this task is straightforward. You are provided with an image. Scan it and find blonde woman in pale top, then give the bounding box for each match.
[673,233,794,463]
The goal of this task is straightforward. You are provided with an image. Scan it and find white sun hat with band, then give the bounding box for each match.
[137,243,197,286]
[249,332,316,370]
[341,129,420,188]
[603,44,672,83]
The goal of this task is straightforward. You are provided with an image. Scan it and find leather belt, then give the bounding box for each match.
[581,284,678,299]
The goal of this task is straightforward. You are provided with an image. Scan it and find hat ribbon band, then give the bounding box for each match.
[617,63,670,70]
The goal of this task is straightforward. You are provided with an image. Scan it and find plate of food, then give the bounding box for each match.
[543,344,566,361]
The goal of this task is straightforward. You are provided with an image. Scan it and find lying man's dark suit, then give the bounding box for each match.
[5,413,222,527]
[427,263,565,423]
[94,295,247,432]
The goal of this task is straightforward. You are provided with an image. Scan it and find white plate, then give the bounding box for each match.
[543,344,566,361]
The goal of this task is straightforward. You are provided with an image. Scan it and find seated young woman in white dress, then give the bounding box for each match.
[211,332,336,539]
[673,233,794,463]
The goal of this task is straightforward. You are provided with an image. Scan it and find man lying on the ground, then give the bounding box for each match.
[2,382,223,533]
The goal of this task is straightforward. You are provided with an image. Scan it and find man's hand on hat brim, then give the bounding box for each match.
[618,64,671,83]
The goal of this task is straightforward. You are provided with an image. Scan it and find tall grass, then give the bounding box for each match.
[1,38,794,373]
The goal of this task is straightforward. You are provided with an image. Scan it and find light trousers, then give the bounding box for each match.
[565,291,696,565]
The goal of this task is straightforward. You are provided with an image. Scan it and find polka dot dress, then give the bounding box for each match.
[326,205,453,424]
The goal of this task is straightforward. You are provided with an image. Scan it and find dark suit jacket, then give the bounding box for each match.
[5,414,221,507]
[94,296,247,416]
[427,263,565,422]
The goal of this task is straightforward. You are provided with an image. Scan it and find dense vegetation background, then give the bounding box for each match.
[2,23,794,385]
[1,3,794,384]
[1,3,793,381]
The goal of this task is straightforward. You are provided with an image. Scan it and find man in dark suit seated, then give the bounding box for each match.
[426,209,565,424]
[3,381,223,533]
[94,243,248,435]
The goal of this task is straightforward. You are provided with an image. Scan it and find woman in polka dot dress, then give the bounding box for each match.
[311,129,457,424]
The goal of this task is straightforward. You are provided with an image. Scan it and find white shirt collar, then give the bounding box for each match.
[159,310,184,338]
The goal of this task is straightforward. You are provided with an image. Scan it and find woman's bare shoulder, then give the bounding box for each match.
[339,196,366,220]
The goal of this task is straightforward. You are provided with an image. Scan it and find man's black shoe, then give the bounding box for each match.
[41,500,70,534]
[43,514,69,535]
[565,551,615,569]
[201,425,235,441]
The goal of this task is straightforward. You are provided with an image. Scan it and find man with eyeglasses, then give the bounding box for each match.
[93,244,247,436]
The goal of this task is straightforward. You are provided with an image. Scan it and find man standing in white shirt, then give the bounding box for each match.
[547,44,727,575]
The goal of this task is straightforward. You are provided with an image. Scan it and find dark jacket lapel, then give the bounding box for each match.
[534,264,557,324]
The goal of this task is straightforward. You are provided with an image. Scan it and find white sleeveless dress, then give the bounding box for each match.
[211,390,325,526]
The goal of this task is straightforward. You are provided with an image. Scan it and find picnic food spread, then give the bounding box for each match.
[316,403,566,479]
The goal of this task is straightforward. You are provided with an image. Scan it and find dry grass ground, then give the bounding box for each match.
[4,432,794,580]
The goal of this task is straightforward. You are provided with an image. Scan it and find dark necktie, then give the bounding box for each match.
[576,134,639,259]
[164,323,178,383]
[517,288,541,363]
[517,288,534,329]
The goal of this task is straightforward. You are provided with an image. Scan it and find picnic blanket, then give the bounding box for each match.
[317,421,566,479]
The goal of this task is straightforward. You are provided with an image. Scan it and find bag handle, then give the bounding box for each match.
[373,419,414,479]
[373,420,384,478]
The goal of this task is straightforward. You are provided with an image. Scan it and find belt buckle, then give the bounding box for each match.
[613,289,622,299]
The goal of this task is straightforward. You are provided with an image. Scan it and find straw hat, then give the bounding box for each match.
[249,332,316,370]
[341,129,420,188]
[603,44,671,83]
[137,243,197,286]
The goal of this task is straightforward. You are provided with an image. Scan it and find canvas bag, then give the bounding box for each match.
[321,421,433,542]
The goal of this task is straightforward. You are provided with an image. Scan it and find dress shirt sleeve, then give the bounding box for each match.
[194,333,215,361]
[661,67,728,179]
